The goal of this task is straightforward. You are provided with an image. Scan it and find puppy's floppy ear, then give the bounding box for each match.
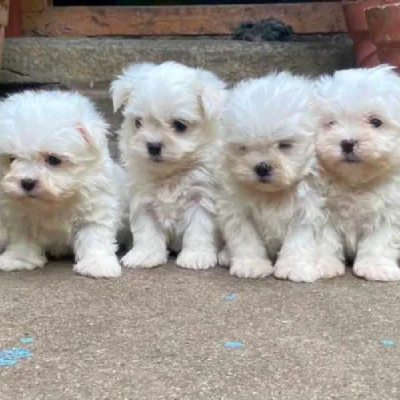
[110,78,133,113]
[197,70,227,121]
[75,117,109,152]
[77,125,97,148]
[200,86,227,121]
[110,62,156,112]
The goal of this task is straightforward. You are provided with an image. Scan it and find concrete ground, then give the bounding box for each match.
[1,262,400,400]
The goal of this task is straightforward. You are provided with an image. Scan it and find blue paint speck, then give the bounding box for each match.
[0,348,32,367]
[380,340,395,347]
[224,341,243,348]
[0,358,18,366]
[223,293,237,301]
[20,337,34,345]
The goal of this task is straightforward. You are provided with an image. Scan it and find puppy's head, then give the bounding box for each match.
[111,62,226,174]
[0,90,109,205]
[221,72,317,193]
[316,65,400,185]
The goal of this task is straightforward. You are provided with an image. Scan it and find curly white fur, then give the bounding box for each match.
[111,61,226,270]
[217,72,339,282]
[316,65,400,281]
[0,90,126,278]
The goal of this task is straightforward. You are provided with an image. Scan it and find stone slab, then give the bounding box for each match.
[0,37,354,87]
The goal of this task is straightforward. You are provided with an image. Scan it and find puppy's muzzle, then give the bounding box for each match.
[20,178,38,193]
[254,162,273,182]
[147,142,163,158]
[341,139,360,163]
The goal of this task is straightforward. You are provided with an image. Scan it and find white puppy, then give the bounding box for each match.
[0,90,125,278]
[316,65,400,281]
[217,72,335,282]
[111,62,226,270]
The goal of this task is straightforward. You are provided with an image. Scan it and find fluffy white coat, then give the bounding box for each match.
[316,65,400,281]
[0,90,126,278]
[111,62,226,270]
[217,72,340,282]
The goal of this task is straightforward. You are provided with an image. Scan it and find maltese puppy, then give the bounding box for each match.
[0,90,126,278]
[111,62,226,270]
[316,65,400,281]
[217,72,334,282]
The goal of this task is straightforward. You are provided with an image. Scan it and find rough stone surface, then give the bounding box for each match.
[0,37,354,87]
[0,263,399,400]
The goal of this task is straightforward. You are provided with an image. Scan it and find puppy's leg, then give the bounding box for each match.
[218,246,230,267]
[73,223,121,278]
[353,227,400,281]
[122,208,168,268]
[0,230,46,272]
[0,216,8,252]
[315,223,346,279]
[274,224,323,283]
[176,207,218,270]
[222,210,272,279]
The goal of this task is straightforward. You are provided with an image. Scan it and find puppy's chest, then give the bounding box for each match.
[149,179,208,229]
[328,185,398,231]
[250,199,294,242]
[16,206,80,247]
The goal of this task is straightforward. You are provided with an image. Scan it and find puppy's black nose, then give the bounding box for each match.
[21,179,37,192]
[147,142,163,157]
[341,139,357,154]
[254,162,273,178]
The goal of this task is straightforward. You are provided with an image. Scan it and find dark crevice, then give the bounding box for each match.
[0,83,67,98]
[1,68,37,80]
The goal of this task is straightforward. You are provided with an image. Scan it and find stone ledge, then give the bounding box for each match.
[0,37,354,87]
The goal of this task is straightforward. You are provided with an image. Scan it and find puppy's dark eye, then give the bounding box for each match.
[172,120,188,133]
[239,144,247,151]
[46,155,62,166]
[328,120,336,127]
[278,141,293,150]
[369,118,383,128]
[9,156,16,163]
[135,118,142,129]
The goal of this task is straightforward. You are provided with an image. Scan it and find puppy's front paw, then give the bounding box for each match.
[274,259,320,283]
[230,258,273,279]
[122,247,168,269]
[177,249,217,270]
[73,255,121,278]
[353,259,400,281]
[218,247,231,267]
[317,257,345,279]
[0,255,43,272]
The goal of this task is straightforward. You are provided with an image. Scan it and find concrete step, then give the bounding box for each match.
[0,37,355,160]
[82,89,121,159]
[0,37,354,89]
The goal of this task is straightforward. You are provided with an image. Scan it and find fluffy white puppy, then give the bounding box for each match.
[111,62,226,270]
[0,90,125,278]
[217,72,336,282]
[316,65,400,281]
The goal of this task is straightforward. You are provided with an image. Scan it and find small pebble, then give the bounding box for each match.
[224,341,244,349]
